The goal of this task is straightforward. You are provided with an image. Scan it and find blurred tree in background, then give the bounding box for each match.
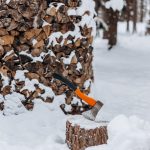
[94,0,150,49]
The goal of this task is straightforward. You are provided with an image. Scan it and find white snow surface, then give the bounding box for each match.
[15,70,28,81]
[105,0,124,11]
[3,93,27,116]
[76,0,97,36]
[76,62,82,71]
[0,73,9,88]
[0,22,150,149]
[32,39,38,46]
[5,0,10,4]
[62,51,75,64]
[87,115,150,150]
[67,8,77,16]
[68,115,108,129]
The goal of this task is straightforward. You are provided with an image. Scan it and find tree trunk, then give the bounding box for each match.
[103,7,119,49]
[133,0,137,33]
[126,0,130,32]
[140,0,144,22]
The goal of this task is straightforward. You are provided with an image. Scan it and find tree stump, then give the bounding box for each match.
[66,115,108,150]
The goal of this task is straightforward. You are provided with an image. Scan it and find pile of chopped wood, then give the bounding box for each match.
[0,0,96,115]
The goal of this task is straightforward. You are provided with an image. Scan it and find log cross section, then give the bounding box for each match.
[66,116,108,150]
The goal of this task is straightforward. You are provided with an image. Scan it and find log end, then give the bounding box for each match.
[66,115,108,150]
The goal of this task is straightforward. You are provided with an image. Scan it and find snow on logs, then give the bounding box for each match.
[66,115,108,150]
[0,0,96,115]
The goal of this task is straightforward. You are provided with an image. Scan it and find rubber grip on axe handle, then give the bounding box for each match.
[53,73,96,107]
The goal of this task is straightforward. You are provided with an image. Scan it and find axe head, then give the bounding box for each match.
[82,101,103,121]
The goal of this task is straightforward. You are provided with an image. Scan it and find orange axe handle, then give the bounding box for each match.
[75,88,96,106]
[53,73,97,107]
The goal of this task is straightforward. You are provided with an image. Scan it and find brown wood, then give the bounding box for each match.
[66,115,108,150]
[0,0,95,115]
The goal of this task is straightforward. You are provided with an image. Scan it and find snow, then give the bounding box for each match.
[47,25,83,47]
[19,51,46,62]
[95,17,108,31]
[0,22,150,149]
[15,71,55,98]
[87,115,150,150]
[76,0,96,17]
[62,51,75,64]
[68,115,108,129]
[105,0,124,11]
[21,78,39,92]
[32,39,38,46]
[42,20,50,27]
[76,62,82,71]
[0,73,9,88]
[76,0,96,36]
[39,83,55,99]
[84,79,91,89]
[48,50,56,57]
[0,94,4,103]
[15,70,28,81]
[67,8,76,16]
[0,99,68,150]
[47,0,97,46]
[79,14,97,36]
[93,22,150,122]
[3,50,14,59]
[71,97,83,106]
[3,93,27,116]
[5,0,10,4]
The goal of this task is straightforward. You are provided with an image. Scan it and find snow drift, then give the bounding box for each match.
[88,115,150,150]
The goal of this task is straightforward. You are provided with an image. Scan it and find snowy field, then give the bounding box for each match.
[0,22,150,150]
[93,22,150,122]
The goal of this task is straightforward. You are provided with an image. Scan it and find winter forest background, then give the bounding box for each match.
[0,0,150,150]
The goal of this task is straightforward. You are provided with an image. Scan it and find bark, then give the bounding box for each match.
[133,0,137,33]
[140,0,144,22]
[126,0,130,32]
[103,7,119,49]
[66,116,108,150]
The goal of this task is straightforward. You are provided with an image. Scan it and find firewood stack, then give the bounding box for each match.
[0,0,96,115]
[66,115,108,150]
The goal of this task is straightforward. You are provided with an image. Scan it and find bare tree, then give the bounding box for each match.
[133,0,137,33]
[140,0,144,22]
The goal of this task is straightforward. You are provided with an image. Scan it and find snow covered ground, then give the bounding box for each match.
[0,22,150,150]
[93,22,150,122]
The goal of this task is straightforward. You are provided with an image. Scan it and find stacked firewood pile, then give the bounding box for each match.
[0,0,96,115]
[66,116,108,150]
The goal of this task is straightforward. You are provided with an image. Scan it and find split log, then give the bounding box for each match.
[0,35,14,45]
[66,115,108,150]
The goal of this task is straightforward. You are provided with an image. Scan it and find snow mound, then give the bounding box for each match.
[87,115,150,150]
[105,0,124,11]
